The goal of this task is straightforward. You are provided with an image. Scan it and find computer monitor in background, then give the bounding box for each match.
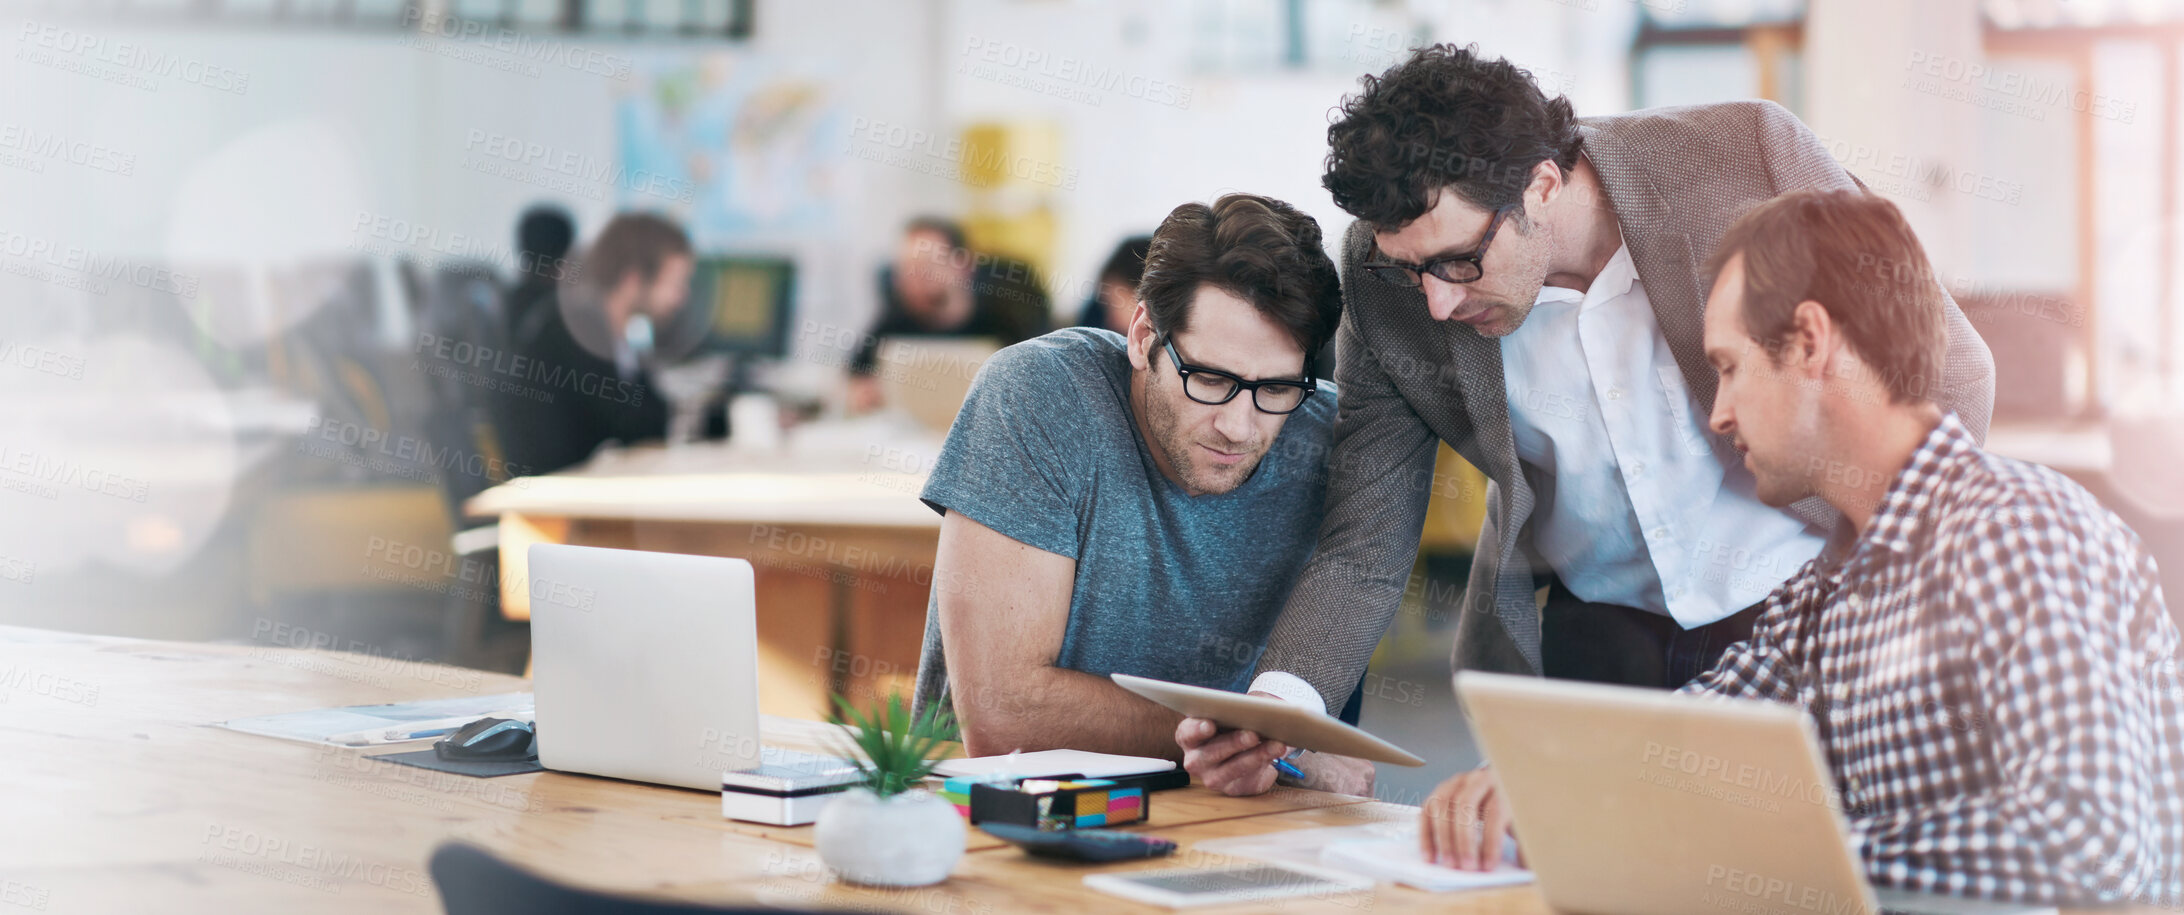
[689,255,795,358]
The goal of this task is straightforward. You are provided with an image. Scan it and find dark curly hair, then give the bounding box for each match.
[1324,44,1583,230]
[1138,193,1342,361]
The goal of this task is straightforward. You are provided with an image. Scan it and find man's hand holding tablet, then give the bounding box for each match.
[1113,675,1411,798]
[1175,706,1379,796]
[1174,703,1290,796]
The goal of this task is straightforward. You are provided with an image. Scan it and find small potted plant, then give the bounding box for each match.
[813,692,964,887]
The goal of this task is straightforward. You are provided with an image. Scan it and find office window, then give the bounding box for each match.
[2172,38,2184,400]
[693,0,733,33]
[72,0,748,37]
[1980,8,2184,412]
[1632,13,1804,112]
[1645,0,1806,29]
[586,0,635,31]
[2093,40,2166,406]
[453,0,510,24]
[352,0,412,23]
[636,0,684,32]
[221,0,281,17]
[1185,0,1426,74]
[1188,0,1292,72]
[1636,44,1758,108]
[512,0,564,28]
[1968,55,2079,291]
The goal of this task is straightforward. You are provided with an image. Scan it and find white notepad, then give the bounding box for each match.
[1320,838,1532,892]
[1194,824,1533,894]
[929,748,1175,780]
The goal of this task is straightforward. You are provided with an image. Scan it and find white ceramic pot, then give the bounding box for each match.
[813,787,965,886]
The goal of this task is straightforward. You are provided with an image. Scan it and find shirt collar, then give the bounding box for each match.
[1851,412,1976,559]
[1529,243,1636,308]
[1587,243,1639,304]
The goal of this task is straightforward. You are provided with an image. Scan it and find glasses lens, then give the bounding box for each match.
[1365,265,1421,287]
[1424,258,1483,284]
[1183,371,1239,405]
[1253,383,1308,414]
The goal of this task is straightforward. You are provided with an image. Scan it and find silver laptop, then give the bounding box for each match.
[1456,671,2057,915]
[527,543,839,790]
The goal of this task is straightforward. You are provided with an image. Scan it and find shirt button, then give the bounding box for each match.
[1608,387,1624,400]
[1650,527,1670,540]
[1631,460,1647,476]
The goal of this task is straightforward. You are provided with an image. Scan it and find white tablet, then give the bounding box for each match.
[1110,673,1426,766]
[1084,863,1373,909]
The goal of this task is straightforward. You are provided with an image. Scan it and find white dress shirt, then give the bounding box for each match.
[1252,243,1823,713]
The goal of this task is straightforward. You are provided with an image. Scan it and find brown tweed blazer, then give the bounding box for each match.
[1253,100,1997,710]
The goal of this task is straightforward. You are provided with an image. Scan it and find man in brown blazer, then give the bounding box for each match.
[1177,44,1994,795]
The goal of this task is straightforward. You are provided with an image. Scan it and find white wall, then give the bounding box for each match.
[1,0,941,345]
[5,0,2043,352]
[935,0,1640,315]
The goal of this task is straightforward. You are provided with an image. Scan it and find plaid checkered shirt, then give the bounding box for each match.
[1682,412,2181,906]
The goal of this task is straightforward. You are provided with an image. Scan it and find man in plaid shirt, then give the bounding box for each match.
[1424,189,2180,907]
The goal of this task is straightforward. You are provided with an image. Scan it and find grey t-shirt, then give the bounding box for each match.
[911,327,1339,720]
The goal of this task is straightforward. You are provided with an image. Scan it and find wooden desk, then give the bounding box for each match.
[0,628,1385,913]
[465,439,942,718]
[9,629,2159,914]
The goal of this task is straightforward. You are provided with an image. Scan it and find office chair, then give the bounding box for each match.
[429,842,835,915]
[413,260,529,672]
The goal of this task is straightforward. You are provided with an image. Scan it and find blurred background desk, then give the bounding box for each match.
[467,419,944,718]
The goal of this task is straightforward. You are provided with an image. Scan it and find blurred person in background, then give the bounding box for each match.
[1075,235,1153,334]
[503,203,576,336]
[846,216,1050,413]
[496,212,692,475]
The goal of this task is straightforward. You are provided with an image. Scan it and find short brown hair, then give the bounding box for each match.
[1138,194,1342,362]
[1705,189,1943,404]
[577,212,691,293]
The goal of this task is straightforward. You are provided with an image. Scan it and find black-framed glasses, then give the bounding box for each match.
[1362,205,1516,288]
[1159,334,1316,415]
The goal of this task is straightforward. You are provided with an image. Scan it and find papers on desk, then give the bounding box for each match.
[1320,836,1531,892]
[1193,824,1533,893]
[219,692,533,747]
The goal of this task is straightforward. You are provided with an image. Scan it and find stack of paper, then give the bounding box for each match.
[1321,838,1532,892]
[219,692,534,747]
[1193,824,1533,894]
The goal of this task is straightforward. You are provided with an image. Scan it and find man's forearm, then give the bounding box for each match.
[953,667,1184,760]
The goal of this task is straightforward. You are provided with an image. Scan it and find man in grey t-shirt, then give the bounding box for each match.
[912,193,1372,794]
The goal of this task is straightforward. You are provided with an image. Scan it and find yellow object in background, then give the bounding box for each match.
[958,121,1064,289]
[1419,443,1488,554]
